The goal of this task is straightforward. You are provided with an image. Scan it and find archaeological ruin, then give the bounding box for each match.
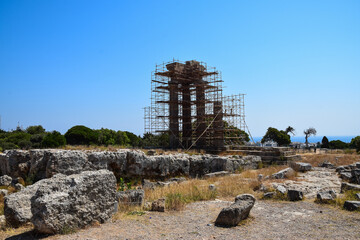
[144,60,249,150]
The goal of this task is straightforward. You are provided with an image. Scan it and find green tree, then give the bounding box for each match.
[42,131,66,148]
[26,125,45,135]
[261,127,291,146]
[304,127,317,148]
[285,126,295,136]
[321,136,329,148]
[64,125,98,145]
[350,136,360,152]
[125,131,142,147]
[329,140,349,149]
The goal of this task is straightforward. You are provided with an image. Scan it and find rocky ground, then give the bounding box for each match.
[4,166,360,240]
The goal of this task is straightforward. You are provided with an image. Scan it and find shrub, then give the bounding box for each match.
[26,125,45,135]
[42,131,66,148]
[350,136,360,152]
[0,142,18,150]
[65,125,98,145]
[329,140,349,149]
[18,139,32,149]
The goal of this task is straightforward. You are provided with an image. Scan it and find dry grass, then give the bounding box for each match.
[300,153,360,167]
[334,190,360,210]
[143,165,288,210]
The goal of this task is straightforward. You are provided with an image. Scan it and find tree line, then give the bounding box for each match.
[261,126,360,152]
[0,125,168,151]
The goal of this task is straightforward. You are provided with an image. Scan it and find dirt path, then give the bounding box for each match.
[45,200,360,240]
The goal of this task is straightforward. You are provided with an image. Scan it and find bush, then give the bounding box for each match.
[350,136,360,152]
[65,125,98,145]
[18,139,32,149]
[329,140,349,149]
[0,142,18,150]
[42,131,66,148]
[26,125,45,135]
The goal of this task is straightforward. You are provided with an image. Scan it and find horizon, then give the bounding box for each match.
[1,0,359,138]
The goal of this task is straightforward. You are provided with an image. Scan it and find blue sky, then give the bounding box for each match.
[0,0,359,138]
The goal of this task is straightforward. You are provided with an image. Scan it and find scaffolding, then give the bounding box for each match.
[144,59,247,150]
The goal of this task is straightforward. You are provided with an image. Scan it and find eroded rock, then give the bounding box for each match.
[316,190,336,203]
[117,189,144,206]
[271,168,295,179]
[341,182,360,193]
[287,189,303,201]
[0,175,12,186]
[291,162,312,172]
[31,170,117,234]
[343,201,360,211]
[215,194,255,227]
[151,198,165,212]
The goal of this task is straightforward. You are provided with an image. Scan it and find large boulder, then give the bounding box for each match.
[4,184,38,227]
[290,162,312,172]
[271,168,295,179]
[31,170,117,234]
[215,194,255,227]
[117,189,144,206]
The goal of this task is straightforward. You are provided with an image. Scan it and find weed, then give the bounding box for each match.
[335,190,360,209]
[59,224,77,235]
[118,178,125,191]
[127,211,146,216]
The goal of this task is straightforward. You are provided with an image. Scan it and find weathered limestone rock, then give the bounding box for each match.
[151,198,165,212]
[343,201,360,211]
[14,183,24,191]
[263,192,275,199]
[287,190,303,201]
[4,184,38,227]
[316,190,336,203]
[45,150,89,178]
[204,171,230,179]
[215,194,255,227]
[0,149,262,181]
[290,162,312,172]
[117,189,144,206]
[0,189,8,197]
[351,169,360,184]
[356,193,360,200]
[31,170,117,234]
[275,185,287,194]
[319,161,334,168]
[341,182,360,193]
[0,175,12,186]
[271,168,295,179]
[0,150,30,177]
[340,171,353,181]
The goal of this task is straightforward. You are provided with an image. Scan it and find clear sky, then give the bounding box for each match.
[0,0,359,138]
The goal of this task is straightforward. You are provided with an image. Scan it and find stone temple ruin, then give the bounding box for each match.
[144,60,249,150]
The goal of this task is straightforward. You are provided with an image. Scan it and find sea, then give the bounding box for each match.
[251,136,356,144]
